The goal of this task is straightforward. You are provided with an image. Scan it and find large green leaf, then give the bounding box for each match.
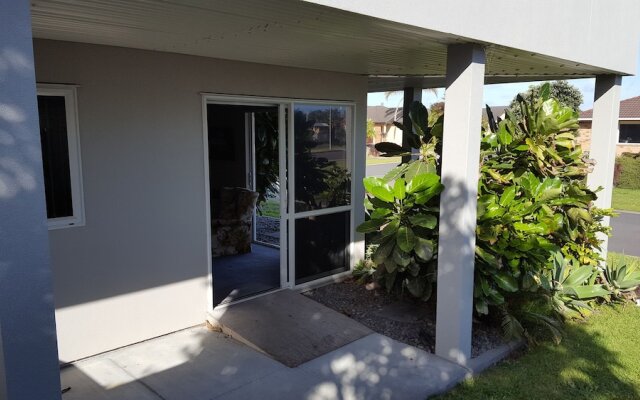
[414,183,444,204]
[406,173,440,194]
[370,208,392,220]
[381,219,400,237]
[373,238,395,265]
[567,207,592,223]
[410,101,429,136]
[393,178,406,200]
[392,247,412,267]
[405,160,436,181]
[356,219,383,233]
[396,226,417,252]
[494,272,519,292]
[374,142,409,156]
[564,265,594,286]
[499,186,517,207]
[408,214,437,229]
[363,177,395,203]
[414,237,434,261]
[570,285,610,299]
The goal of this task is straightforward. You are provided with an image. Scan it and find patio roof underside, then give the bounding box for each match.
[31,0,622,93]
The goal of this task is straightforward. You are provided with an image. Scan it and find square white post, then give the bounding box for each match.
[0,0,62,398]
[436,44,485,365]
[586,75,622,260]
[401,87,422,163]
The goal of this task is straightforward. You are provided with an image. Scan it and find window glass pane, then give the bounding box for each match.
[619,124,640,144]
[37,95,73,219]
[295,211,350,284]
[294,104,351,212]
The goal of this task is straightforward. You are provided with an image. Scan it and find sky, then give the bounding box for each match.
[368,46,640,111]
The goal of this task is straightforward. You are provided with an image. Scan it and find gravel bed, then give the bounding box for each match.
[303,279,505,358]
[256,215,279,246]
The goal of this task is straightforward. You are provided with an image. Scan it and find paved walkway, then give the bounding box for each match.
[210,290,372,367]
[610,211,640,257]
[60,326,467,400]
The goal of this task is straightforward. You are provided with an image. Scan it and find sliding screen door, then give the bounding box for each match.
[290,103,353,284]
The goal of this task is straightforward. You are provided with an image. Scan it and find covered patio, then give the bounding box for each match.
[1,0,638,398]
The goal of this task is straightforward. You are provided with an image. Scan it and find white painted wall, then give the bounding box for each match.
[0,2,62,398]
[34,39,367,362]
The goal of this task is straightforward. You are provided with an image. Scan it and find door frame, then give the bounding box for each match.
[201,93,357,312]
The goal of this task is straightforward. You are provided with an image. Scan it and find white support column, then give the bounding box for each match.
[0,1,62,398]
[401,87,422,163]
[436,44,485,365]
[586,75,622,259]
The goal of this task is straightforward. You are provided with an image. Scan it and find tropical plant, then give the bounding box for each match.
[359,84,620,343]
[506,80,583,120]
[542,251,609,319]
[603,255,640,298]
[357,102,443,299]
[475,84,615,319]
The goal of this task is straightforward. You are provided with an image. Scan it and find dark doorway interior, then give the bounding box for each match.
[207,104,281,305]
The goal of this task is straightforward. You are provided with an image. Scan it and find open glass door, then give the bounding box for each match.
[207,103,283,305]
[289,103,354,285]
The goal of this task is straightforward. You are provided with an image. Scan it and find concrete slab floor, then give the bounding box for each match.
[60,326,468,400]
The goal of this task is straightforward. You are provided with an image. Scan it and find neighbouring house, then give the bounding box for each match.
[579,95,640,155]
[1,1,639,398]
[366,105,507,156]
[367,105,403,155]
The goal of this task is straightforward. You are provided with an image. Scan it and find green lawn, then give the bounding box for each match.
[366,156,401,166]
[258,198,280,218]
[612,188,640,212]
[437,253,640,400]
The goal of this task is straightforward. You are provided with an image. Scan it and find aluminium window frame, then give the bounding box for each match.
[36,84,86,230]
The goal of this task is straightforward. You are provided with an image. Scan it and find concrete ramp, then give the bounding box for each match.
[208,290,372,367]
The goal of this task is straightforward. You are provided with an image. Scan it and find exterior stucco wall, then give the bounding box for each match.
[34,39,367,362]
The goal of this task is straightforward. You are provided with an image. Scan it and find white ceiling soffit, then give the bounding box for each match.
[31,0,625,92]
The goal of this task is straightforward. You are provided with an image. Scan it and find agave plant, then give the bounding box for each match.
[541,251,610,319]
[603,255,640,298]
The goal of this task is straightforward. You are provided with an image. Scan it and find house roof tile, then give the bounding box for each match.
[580,95,640,119]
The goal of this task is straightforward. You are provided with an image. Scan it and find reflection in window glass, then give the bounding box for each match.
[38,95,73,219]
[294,104,351,212]
[295,211,350,284]
[619,124,640,144]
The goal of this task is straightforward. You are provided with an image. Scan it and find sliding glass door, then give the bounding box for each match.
[288,103,354,285]
[205,95,354,305]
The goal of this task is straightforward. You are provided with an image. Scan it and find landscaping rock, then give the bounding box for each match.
[303,279,505,357]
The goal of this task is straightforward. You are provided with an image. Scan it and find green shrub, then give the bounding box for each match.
[357,102,443,299]
[615,153,640,189]
[360,84,619,342]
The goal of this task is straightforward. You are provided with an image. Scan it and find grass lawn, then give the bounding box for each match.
[612,188,640,212]
[438,253,640,400]
[258,198,280,218]
[366,156,401,166]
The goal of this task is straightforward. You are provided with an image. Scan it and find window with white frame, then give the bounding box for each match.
[618,123,640,144]
[36,85,85,229]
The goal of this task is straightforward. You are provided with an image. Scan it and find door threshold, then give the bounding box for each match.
[209,287,285,315]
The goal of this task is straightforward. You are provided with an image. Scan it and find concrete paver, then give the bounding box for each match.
[210,290,372,367]
[60,328,467,400]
